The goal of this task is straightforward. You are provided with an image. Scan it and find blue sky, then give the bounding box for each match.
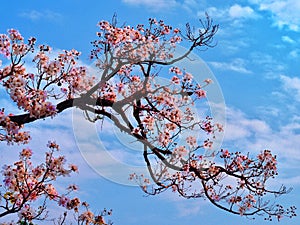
[1,0,300,224]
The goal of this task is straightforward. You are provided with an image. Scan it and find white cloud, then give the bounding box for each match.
[175,197,209,217]
[222,105,300,164]
[20,10,42,20]
[279,75,300,99]
[19,10,63,22]
[282,35,296,44]
[251,0,300,31]
[229,4,259,19]
[197,7,227,20]
[256,106,280,118]
[289,49,300,58]
[223,107,271,142]
[198,4,259,23]
[209,58,252,74]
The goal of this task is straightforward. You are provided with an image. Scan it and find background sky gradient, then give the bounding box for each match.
[1,0,300,224]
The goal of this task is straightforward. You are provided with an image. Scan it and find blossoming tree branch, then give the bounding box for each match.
[0,15,296,223]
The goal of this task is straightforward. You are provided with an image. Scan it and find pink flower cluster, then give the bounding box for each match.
[0,34,10,57]
[0,29,97,124]
[32,47,96,98]
[99,83,117,102]
[173,146,188,158]
[5,72,57,118]
[0,29,35,62]
[1,142,82,222]
[0,110,30,144]
[91,19,182,62]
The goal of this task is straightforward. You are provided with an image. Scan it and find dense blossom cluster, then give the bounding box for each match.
[0,29,96,120]
[0,110,30,144]
[91,18,182,63]
[1,143,75,221]
[0,15,296,223]
[0,142,112,224]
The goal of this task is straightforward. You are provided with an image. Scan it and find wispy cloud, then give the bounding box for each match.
[197,4,259,23]
[289,49,300,58]
[181,0,207,13]
[229,4,260,19]
[282,35,296,44]
[279,75,300,99]
[19,10,63,22]
[197,7,227,20]
[222,105,300,169]
[223,107,271,142]
[122,0,178,11]
[209,58,252,74]
[250,0,300,31]
[249,52,285,77]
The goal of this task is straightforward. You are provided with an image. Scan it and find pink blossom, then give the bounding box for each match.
[158,131,171,147]
[183,72,193,82]
[221,149,230,158]
[169,66,182,75]
[69,164,78,172]
[20,148,33,158]
[195,89,206,98]
[204,78,213,84]
[186,136,197,147]
[58,195,70,207]
[203,139,213,149]
[171,76,180,84]
[45,184,58,199]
